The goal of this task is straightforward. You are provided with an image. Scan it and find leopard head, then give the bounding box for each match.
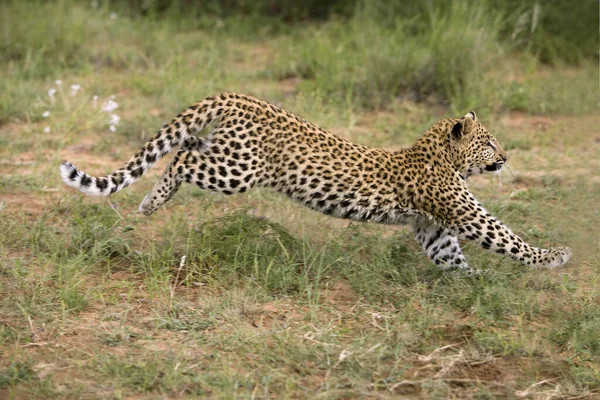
[451,111,508,178]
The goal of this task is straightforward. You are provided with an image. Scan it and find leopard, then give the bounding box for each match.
[60,92,572,273]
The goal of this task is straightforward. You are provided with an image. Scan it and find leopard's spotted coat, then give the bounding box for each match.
[60,93,572,272]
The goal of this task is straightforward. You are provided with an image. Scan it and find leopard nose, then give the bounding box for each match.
[501,154,507,162]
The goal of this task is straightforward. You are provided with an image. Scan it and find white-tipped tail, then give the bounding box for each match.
[59,95,224,197]
[60,161,126,196]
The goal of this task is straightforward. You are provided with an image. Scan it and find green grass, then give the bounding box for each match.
[270,0,598,113]
[272,1,504,111]
[1,179,599,397]
[0,1,599,398]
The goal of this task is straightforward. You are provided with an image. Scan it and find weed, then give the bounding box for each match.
[550,305,600,357]
[0,361,36,388]
[0,1,598,398]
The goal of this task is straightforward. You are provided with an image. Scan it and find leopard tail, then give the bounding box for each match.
[59,96,220,196]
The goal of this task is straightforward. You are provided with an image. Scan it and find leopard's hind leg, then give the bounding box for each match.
[138,134,260,215]
[138,136,202,215]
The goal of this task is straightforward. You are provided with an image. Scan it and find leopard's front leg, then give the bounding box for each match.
[438,195,572,269]
[410,217,478,274]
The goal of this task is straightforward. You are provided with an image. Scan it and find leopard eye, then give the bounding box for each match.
[487,141,496,151]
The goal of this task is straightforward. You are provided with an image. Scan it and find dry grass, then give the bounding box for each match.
[1,3,599,398]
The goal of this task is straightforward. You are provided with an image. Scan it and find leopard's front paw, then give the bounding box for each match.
[540,246,572,269]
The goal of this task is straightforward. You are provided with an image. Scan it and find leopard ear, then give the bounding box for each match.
[451,121,463,140]
[451,111,477,140]
[461,111,476,135]
[464,111,476,121]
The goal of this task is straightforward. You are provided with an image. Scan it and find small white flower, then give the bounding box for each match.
[109,114,121,126]
[43,126,51,133]
[101,98,119,113]
[110,12,117,20]
[91,1,98,8]
[92,94,99,108]
[55,79,63,86]
[42,111,50,118]
[338,349,352,363]
[109,125,117,132]
[48,88,56,102]
[70,84,81,96]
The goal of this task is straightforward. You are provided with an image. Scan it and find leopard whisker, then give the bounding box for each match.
[500,162,516,185]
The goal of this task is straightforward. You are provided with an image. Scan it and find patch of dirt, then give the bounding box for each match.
[278,76,300,97]
[0,389,31,400]
[61,136,99,155]
[501,112,554,131]
[394,349,526,398]
[232,44,273,73]
[324,280,359,311]
[0,122,28,139]
[449,359,506,382]
[1,192,56,218]
[249,300,306,329]
[519,169,600,185]
[58,146,123,172]
[0,153,38,166]
[351,112,404,147]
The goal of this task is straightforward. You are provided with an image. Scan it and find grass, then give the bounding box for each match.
[271,1,599,113]
[272,1,504,111]
[1,0,599,398]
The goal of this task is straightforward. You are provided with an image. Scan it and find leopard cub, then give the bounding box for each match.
[61,93,572,273]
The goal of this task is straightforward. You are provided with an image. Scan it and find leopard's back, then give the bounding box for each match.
[163,94,409,222]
